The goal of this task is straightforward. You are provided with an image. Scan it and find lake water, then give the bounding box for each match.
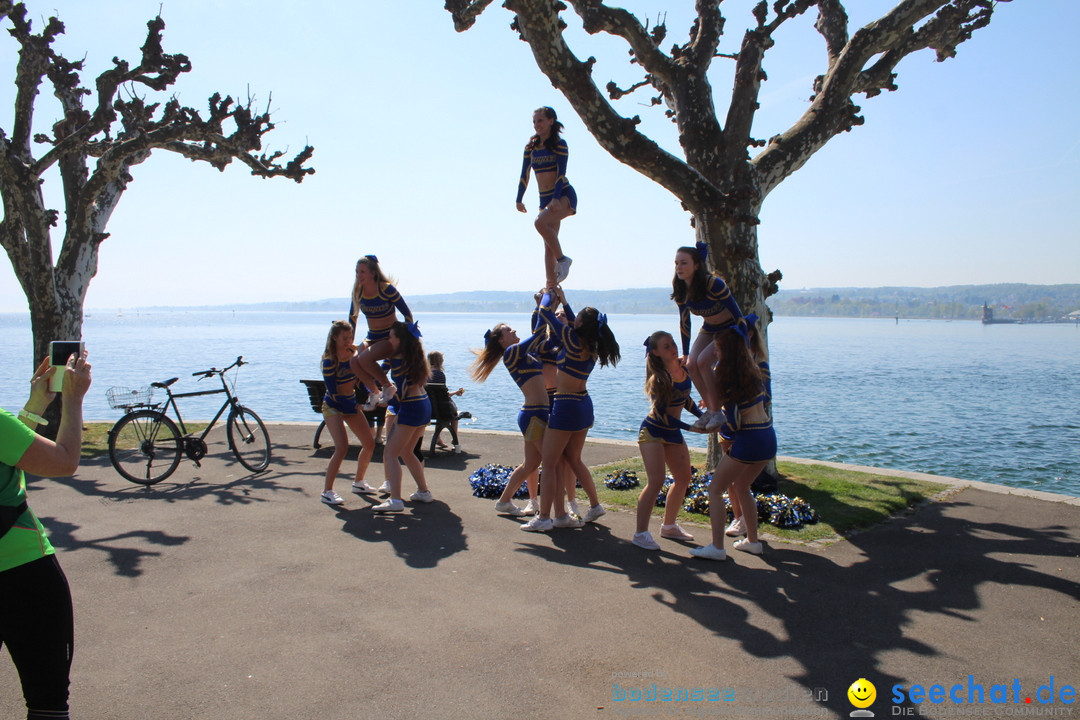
[1,311,1076,496]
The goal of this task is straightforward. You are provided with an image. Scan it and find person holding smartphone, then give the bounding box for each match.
[1,348,91,720]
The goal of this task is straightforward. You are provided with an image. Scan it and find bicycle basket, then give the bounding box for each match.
[107,386,154,409]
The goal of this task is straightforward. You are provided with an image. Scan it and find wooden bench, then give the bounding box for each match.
[299,379,471,455]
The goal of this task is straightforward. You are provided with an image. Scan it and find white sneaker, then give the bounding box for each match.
[583,504,606,523]
[351,481,377,495]
[725,516,746,537]
[733,538,763,555]
[704,410,727,432]
[495,501,526,516]
[408,490,434,503]
[690,412,712,431]
[554,255,573,283]
[377,481,390,494]
[372,498,405,513]
[523,498,540,515]
[689,544,728,561]
[552,514,584,529]
[566,500,580,518]
[520,516,553,532]
[661,523,694,541]
[320,490,344,505]
[632,531,661,550]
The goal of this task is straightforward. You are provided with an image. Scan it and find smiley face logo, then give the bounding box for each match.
[847,678,876,709]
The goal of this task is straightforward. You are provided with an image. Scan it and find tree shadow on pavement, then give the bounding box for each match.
[56,446,305,505]
[333,500,468,569]
[37,514,189,578]
[516,493,1080,717]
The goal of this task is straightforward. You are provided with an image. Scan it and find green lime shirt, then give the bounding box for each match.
[0,407,55,572]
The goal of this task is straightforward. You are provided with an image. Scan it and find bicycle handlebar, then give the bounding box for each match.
[190,356,246,380]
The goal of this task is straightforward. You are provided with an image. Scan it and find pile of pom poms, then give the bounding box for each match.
[599,467,819,529]
[468,464,529,499]
[603,470,639,490]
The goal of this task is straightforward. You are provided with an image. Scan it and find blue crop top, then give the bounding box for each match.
[676,276,743,355]
[719,361,772,435]
[648,374,704,430]
[538,292,594,381]
[321,357,357,413]
[502,329,545,389]
[349,283,413,332]
[516,139,570,206]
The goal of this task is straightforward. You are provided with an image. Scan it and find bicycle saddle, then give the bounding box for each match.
[152,378,178,388]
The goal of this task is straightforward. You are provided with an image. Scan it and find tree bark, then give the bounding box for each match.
[0,4,314,436]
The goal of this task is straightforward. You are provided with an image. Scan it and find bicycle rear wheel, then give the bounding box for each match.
[227,406,271,473]
[108,410,183,485]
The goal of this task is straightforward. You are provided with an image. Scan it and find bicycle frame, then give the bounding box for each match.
[161,377,239,441]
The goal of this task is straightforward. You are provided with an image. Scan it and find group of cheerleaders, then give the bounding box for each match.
[317,107,777,561]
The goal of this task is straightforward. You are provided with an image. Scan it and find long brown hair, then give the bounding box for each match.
[573,307,620,368]
[643,330,674,410]
[713,327,763,407]
[527,106,565,153]
[391,322,430,386]
[671,246,709,305]
[470,324,510,382]
[323,320,352,361]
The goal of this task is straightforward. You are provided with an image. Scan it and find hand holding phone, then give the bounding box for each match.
[49,341,84,392]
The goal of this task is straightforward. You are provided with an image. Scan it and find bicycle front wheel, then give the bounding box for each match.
[108,410,183,485]
[227,406,271,473]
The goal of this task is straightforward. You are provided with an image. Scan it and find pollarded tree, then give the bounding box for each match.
[445,0,1000,332]
[0,1,314,423]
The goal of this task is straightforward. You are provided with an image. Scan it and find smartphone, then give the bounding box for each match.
[49,340,84,392]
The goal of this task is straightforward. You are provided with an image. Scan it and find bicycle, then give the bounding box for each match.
[106,356,271,485]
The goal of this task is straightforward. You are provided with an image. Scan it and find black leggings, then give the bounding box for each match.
[0,554,73,720]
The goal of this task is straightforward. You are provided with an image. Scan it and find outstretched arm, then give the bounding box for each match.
[16,353,92,477]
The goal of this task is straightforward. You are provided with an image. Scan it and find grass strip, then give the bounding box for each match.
[587,451,947,544]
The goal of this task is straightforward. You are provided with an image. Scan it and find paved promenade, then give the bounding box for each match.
[3,424,1077,720]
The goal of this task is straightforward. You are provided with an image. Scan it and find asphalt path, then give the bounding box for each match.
[2,424,1077,719]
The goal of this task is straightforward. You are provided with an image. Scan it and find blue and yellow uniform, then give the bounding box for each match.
[388,357,431,428]
[348,283,413,344]
[537,293,595,432]
[676,276,743,356]
[502,328,549,442]
[638,375,705,445]
[516,139,578,212]
[718,362,776,463]
[321,357,358,415]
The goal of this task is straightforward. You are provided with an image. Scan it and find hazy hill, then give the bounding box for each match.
[119,284,1080,321]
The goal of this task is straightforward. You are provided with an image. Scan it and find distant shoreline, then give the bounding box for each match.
[4,282,1078,322]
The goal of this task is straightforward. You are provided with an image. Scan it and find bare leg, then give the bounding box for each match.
[343,413,375,484]
[540,427,573,520]
[322,412,349,493]
[636,442,667,534]
[708,455,766,548]
[352,338,394,392]
[660,443,694,527]
[396,424,430,494]
[687,331,720,412]
[498,438,542,504]
[535,198,573,285]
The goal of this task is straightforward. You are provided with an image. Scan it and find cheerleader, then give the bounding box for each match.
[470,319,548,516]
[671,242,743,432]
[632,331,705,550]
[348,255,416,412]
[690,316,776,560]
[516,106,577,287]
[319,321,377,505]
[372,322,433,513]
[521,287,620,532]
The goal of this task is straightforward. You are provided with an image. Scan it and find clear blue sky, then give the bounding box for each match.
[1,0,1077,313]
